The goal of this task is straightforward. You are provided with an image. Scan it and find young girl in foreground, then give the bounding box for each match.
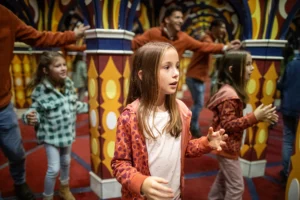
[23,51,88,200]
[111,42,228,200]
[207,50,278,200]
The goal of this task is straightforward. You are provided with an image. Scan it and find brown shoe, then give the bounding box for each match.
[59,184,75,200]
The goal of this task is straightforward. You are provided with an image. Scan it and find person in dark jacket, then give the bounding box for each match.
[277,49,300,184]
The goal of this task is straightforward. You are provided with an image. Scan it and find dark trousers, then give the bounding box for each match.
[282,115,298,177]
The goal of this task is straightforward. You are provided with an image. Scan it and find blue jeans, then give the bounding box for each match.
[0,103,26,185]
[44,144,72,196]
[186,77,205,133]
[282,115,298,177]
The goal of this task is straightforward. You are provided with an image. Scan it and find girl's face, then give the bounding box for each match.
[158,47,180,98]
[244,53,254,81]
[47,56,67,84]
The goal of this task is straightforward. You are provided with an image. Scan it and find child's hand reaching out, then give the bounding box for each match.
[26,110,38,126]
[141,176,174,200]
[207,127,228,151]
[254,104,278,124]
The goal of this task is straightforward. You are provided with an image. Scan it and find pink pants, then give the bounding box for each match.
[208,156,244,200]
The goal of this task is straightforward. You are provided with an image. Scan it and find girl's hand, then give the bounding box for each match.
[207,127,228,151]
[141,176,174,200]
[26,111,38,126]
[254,104,278,123]
[265,110,279,124]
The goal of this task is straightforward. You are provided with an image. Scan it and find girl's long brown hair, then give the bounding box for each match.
[27,51,64,92]
[212,50,249,106]
[126,42,182,138]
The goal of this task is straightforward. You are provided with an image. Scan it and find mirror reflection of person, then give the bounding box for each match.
[207,51,278,200]
[0,5,89,200]
[62,13,87,56]
[186,19,228,138]
[72,53,87,101]
[131,5,241,58]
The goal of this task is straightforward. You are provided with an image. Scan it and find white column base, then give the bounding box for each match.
[239,158,267,178]
[90,172,121,199]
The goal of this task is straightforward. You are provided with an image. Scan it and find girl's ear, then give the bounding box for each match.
[43,67,48,74]
[138,70,142,80]
[229,66,233,73]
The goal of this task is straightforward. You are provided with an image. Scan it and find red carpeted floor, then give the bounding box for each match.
[0,83,286,199]
[0,113,99,200]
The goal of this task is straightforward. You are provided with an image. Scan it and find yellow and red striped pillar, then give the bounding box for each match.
[81,0,140,198]
[85,29,133,199]
[240,40,286,177]
[238,0,300,179]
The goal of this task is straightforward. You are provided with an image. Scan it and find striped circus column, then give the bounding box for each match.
[85,29,133,199]
[240,39,287,178]
[286,119,300,200]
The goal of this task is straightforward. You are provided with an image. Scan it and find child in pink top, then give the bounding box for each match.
[112,42,228,200]
[207,50,278,200]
